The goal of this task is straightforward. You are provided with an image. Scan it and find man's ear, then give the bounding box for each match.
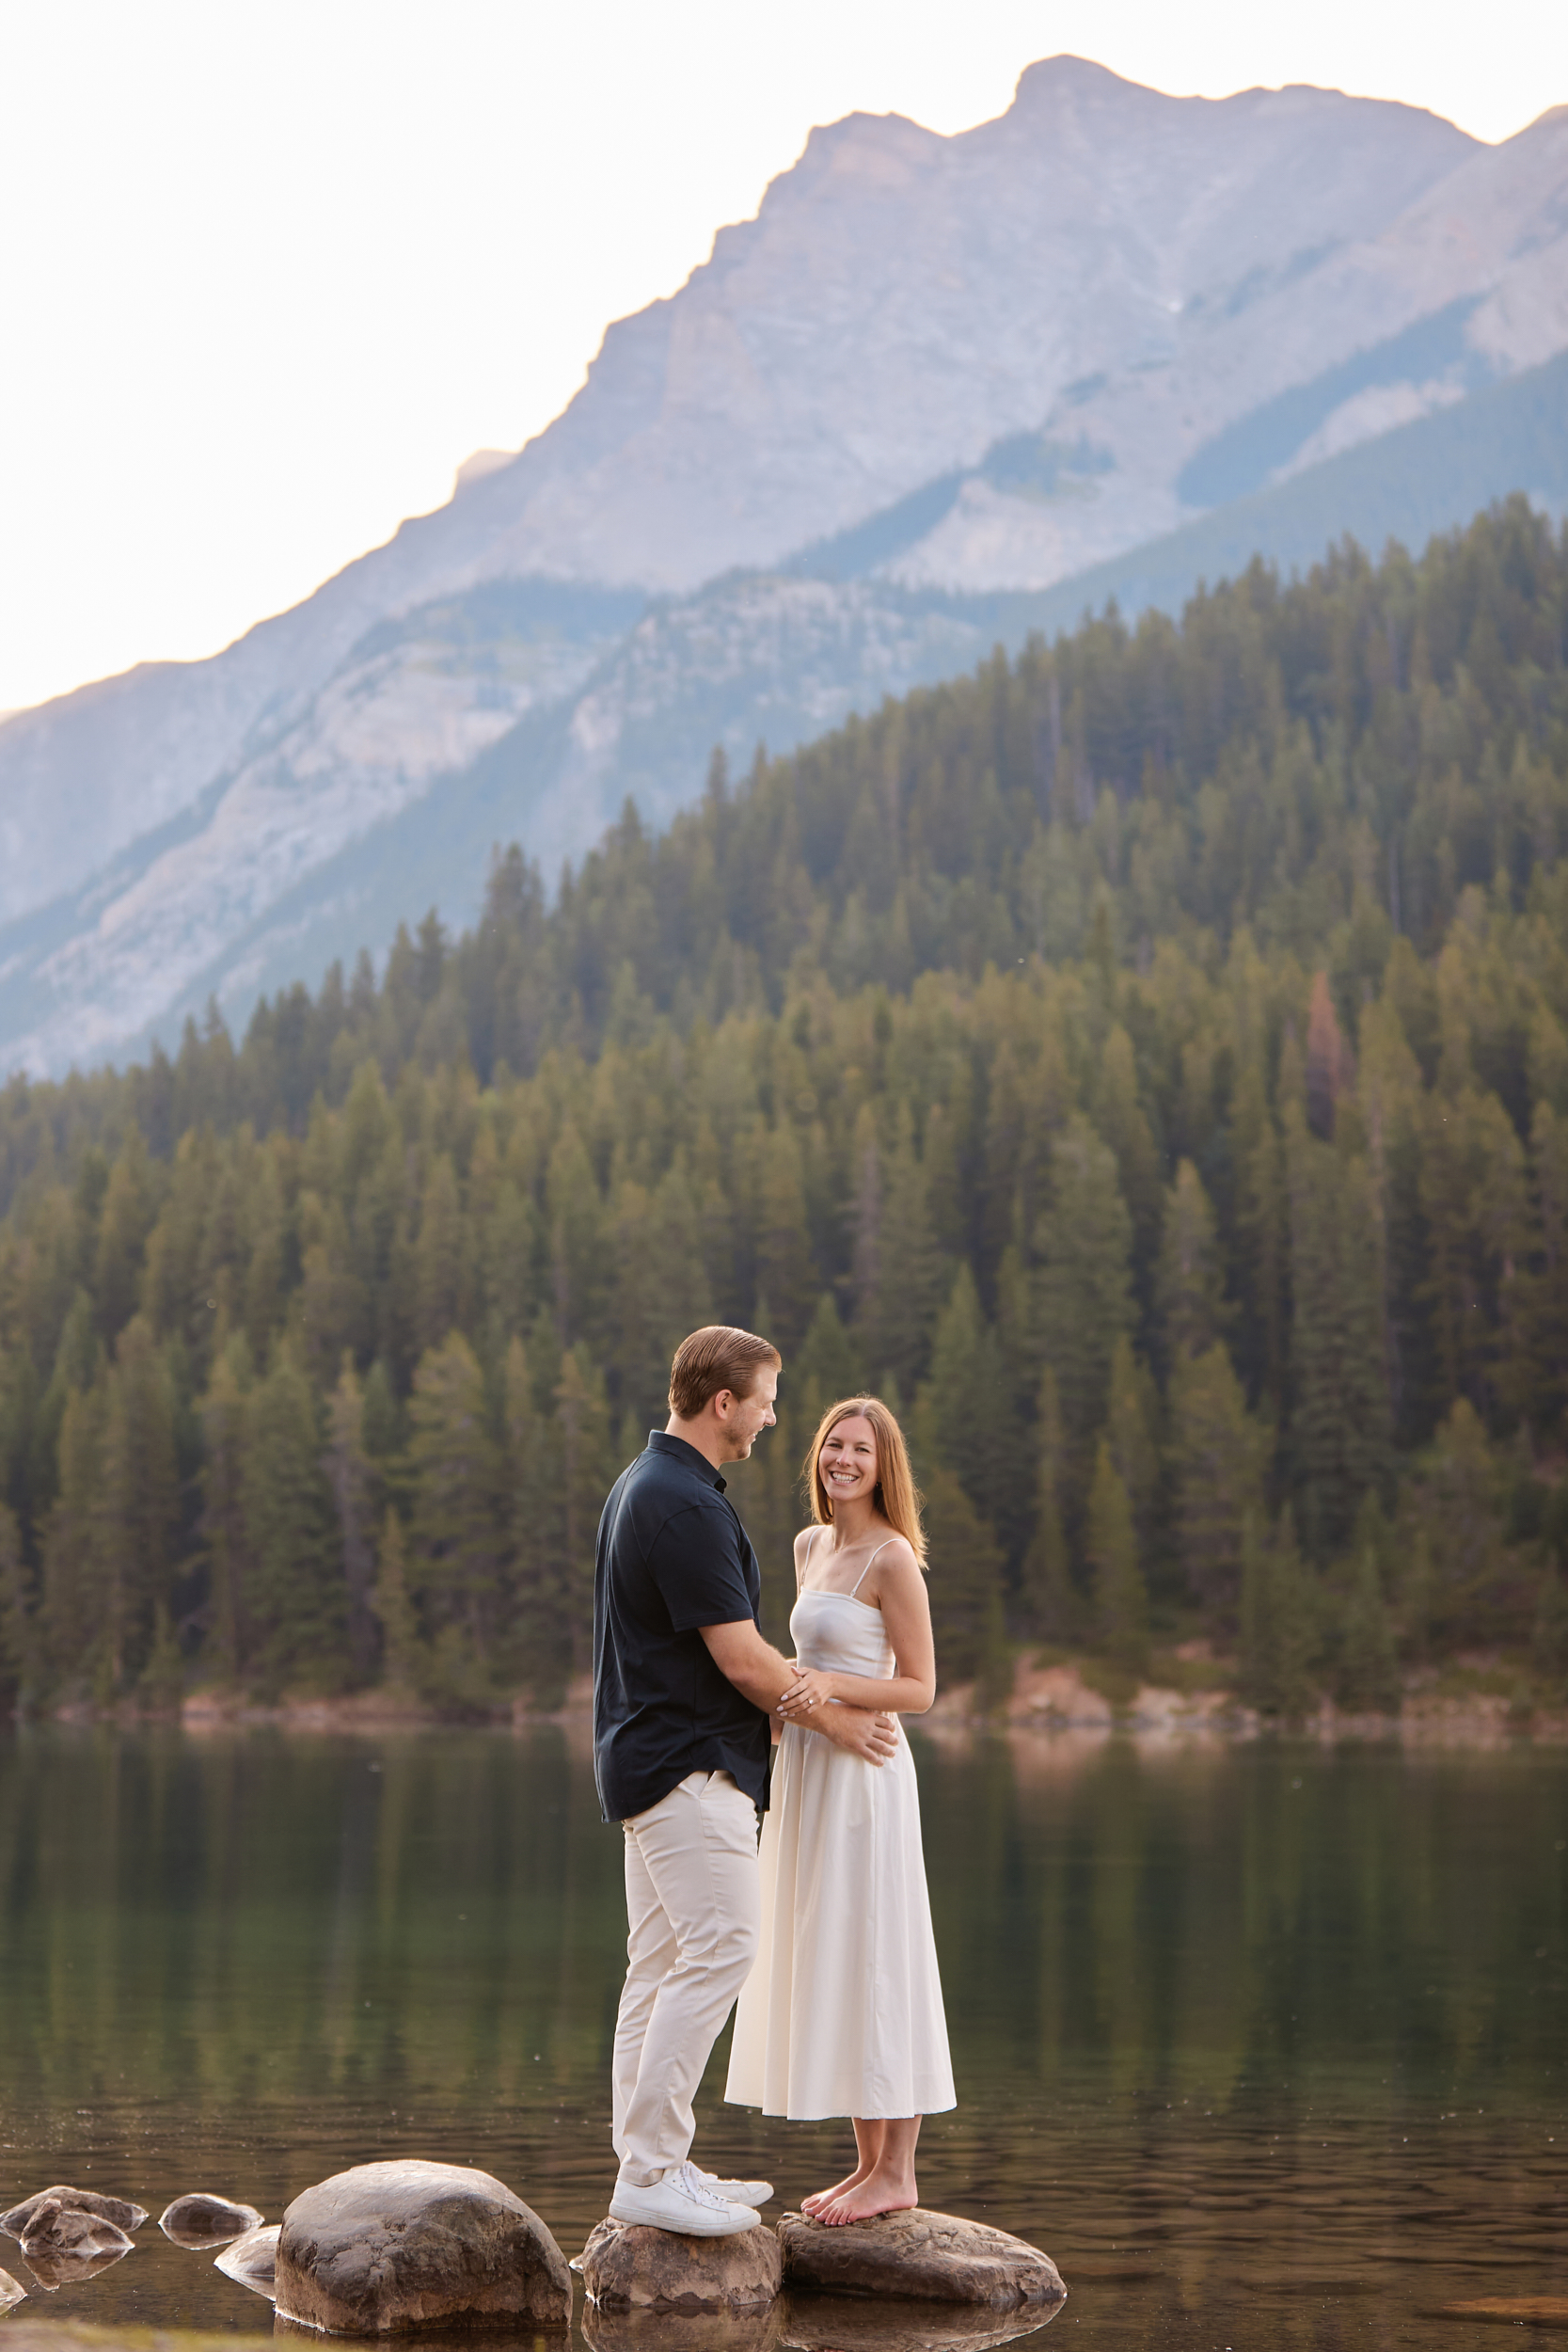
[711,1387,736,1422]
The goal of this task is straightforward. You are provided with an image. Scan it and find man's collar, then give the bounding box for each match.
[646,1430,727,1491]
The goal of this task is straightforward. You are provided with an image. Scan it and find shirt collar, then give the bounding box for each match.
[646,1430,727,1491]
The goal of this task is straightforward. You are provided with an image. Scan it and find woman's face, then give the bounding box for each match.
[819,1414,879,1509]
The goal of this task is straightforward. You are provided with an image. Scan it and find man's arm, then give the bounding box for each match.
[699,1621,898,1765]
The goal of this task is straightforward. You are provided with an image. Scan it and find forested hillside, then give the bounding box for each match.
[3,498,1567,1718]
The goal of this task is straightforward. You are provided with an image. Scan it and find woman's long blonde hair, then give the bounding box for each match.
[803,1396,928,1568]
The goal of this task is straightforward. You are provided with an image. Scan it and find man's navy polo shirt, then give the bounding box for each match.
[593,1431,772,1824]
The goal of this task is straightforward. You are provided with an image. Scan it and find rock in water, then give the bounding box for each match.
[578,2217,782,2312]
[0,2268,24,2313]
[215,2223,280,2298]
[161,2193,264,2245]
[274,2160,571,2334]
[776,2212,1065,2311]
[1,2187,148,2240]
[19,2203,135,2263]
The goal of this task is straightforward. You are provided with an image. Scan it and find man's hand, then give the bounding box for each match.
[810,1706,898,1765]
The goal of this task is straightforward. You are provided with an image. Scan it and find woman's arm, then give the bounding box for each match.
[777,1544,936,1720]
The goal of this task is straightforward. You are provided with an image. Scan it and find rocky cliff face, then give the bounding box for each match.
[2,57,1565,1073]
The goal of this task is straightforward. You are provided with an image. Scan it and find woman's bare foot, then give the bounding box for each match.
[816,2169,918,2225]
[801,2164,869,2217]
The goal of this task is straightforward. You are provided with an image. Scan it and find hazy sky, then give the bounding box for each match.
[2,0,1563,717]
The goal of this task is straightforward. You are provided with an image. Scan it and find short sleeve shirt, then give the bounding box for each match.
[592,1432,773,1823]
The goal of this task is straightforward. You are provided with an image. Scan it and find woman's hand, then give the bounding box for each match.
[776,1665,836,1717]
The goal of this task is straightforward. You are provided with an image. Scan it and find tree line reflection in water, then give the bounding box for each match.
[0,1725,1562,2352]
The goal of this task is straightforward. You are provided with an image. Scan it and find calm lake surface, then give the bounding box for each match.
[0,1724,1563,2352]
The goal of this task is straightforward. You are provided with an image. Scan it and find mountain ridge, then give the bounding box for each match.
[6,56,1568,1073]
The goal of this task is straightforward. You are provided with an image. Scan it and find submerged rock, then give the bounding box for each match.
[274,2159,571,2334]
[776,2212,1065,2312]
[215,2222,280,2297]
[19,2247,135,2295]
[19,2204,135,2264]
[578,2217,781,2313]
[0,2268,24,2313]
[1,2188,147,2241]
[161,2192,263,2244]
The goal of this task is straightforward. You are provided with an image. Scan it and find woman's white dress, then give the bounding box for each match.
[723,1562,956,2120]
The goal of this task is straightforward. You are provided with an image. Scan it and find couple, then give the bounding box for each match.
[593,1323,954,2238]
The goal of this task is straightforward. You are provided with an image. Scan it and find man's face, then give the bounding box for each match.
[715,1368,778,1462]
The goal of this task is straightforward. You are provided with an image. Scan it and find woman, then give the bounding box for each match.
[724,1396,954,2223]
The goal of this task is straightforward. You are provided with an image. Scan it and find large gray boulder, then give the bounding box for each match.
[776,2212,1064,2311]
[215,2222,280,2297]
[161,2192,263,2245]
[274,2160,570,2334]
[1,2187,147,2240]
[577,2217,781,2312]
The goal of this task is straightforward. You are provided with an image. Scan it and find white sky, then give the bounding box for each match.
[1,0,1564,717]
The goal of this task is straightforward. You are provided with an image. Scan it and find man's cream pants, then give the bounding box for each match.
[612,1769,760,2185]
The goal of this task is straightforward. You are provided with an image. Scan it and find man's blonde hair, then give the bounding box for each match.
[803,1396,927,1566]
[669,1325,781,1422]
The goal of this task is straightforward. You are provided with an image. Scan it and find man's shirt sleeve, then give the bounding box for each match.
[646,1501,755,1630]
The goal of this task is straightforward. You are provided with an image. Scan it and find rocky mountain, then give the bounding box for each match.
[2,58,1566,1073]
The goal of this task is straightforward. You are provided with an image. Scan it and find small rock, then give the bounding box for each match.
[274,2159,570,2334]
[160,2193,264,2246]
[215,2222,280,2297]
[776,2211,1065,2311]
[0,2267,24,2313]
[1,2187,148,2241]
[19,2203,135,2263]
[578,2217,781,2313]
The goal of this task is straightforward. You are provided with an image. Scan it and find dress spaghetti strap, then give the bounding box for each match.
[848,1538,895,1598]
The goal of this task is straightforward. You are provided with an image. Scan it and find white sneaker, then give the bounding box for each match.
[692,2166,774,2205]
[609,2160,760,2237]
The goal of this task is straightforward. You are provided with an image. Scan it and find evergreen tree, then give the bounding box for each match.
[372,1507,426,1692]
[1086,1438,1148,1672]
[1156,1159,1228,1368]
[1037,1114,1135,1479]
[408,1330,503,1654]
[919,1265,1024,1560]
[1238,1509,1319,1718]
[1335,1544,1402,1714]
[1287,1113,1390,1554]
[324,1357,379,1679]
[199,1335,254,1679]
[920,1461,1004,1685]
[0,1502,36,1702]
[1170,1343,1269,1625]
[242,1345,340,1686]
[554,1343,615,1677]
[1020,1367,1075,1636]
[100,1316,179,1688]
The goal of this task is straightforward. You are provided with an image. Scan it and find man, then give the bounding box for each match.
[594,1323,898,2236]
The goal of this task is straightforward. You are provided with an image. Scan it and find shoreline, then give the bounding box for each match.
[11,1656,1568,1750]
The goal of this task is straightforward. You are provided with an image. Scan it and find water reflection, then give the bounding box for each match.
[0,1724,1563,2352]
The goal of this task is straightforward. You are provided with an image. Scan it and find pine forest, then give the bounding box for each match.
[2,496,1568,1722]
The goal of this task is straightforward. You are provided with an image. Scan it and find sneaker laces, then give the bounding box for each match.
[673,2160,731,2211]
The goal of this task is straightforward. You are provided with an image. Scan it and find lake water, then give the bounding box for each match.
[0,1724,1564,2352]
